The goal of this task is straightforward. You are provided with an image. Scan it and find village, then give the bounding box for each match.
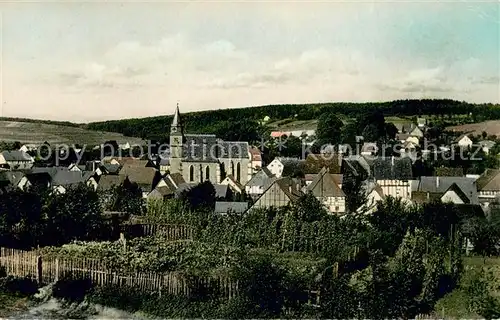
[0,105,499,219]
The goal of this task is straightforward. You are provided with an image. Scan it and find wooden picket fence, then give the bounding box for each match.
[0,247,238,299]
[121,223,195,240]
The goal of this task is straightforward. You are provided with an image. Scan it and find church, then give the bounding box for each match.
[166,105,252,186]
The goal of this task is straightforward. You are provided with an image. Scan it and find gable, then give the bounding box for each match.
[441,190,466,204]
[250,181,292,209]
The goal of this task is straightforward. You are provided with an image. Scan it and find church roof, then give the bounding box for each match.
[172,103,182,128]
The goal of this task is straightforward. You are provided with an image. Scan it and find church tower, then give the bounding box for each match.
[169,103,184,174]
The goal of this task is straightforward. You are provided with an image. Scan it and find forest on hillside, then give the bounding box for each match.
[85,99,500,141]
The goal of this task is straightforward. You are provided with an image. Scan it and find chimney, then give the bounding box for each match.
[427,192,430,200]
[436,176,440,188]
[391,156,395,166]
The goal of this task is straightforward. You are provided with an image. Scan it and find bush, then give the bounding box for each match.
[0,275,38,296]
[52,272,93,303]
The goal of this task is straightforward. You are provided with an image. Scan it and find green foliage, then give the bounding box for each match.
[465,268,500,319]
[85,99,500,140]
[0,184,107,249]
[315,112,343,145]
[179,181,216,212]
[101,179,144,215]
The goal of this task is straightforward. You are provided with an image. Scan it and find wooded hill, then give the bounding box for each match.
[85,99,500,141]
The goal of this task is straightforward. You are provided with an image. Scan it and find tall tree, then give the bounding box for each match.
[316,112,344,146]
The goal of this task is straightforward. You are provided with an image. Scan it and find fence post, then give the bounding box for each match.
[36,256,43,285]
[55,258,59,282]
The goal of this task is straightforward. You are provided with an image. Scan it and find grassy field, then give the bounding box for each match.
[435,256,500,319]
[0,293,29,317]
[446,120,500,137]
[0,120,144,146]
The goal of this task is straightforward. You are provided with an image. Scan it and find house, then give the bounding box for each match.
[342,155,371,178]
[119,165,160,198]
[476,169,500,207]
[51,170,97,194]
[305,167,346,214]
[0,151,35,170]
[479,140,496,154]
[245,167,276,200]
[0,171,29,192]
[417,117,427,128]
[99,163,121,175]
[372,157,413,200]
[19,144,38,153]
[220,175,244,195]
[411,176,479,205]
[68,163,86,172]
[96,174,126,191]
[455,134,473,148]
[266,157,303,178]
[248,146,262,171]
[304,173,342,188]
[214,201,248,214]
[358,182,385,214]
[401,124,424,138]
[304,153,342,174]
[360,142,378,156]
[247,178,302,211]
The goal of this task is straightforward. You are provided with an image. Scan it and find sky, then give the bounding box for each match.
[0,1,499,122]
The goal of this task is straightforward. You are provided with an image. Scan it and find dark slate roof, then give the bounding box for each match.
[306,167,345,198]
[372,157,413,180]
[214,201,248,214]
[52,170,94,186]
[97,175,125,190]
[101,163,121,174]
[183,134,219,163]
[1,150,33,162]
[119,165,158,187]
[245,167,276,188]
[148,186,174,199]
[476,169,500,191]
[218,141,249,159]
[412,176,478,204]
[0,171,25,186]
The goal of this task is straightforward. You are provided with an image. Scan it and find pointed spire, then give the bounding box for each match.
[172,102,181,127]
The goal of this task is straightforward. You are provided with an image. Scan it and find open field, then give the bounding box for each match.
[268,119,318,130]
[0,120,143,145]
[446,120,500,137]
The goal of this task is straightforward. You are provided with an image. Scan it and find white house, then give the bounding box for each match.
[0,151,35,170]
[266,157,301,178]
[306,167,346,214]
[476,169,500,207]
[358,183,385,214]
[245,167,276,200]
[455,134,473,148]
[373,157,413,200]
[479,140,496,154]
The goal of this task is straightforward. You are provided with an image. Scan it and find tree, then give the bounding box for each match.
[316,112,343,146]
[292,192,327,223]
[342,171,366,213]
[362,124,379,142]
[180,180,216,211]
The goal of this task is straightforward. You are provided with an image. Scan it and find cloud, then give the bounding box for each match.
[48,33,498,108]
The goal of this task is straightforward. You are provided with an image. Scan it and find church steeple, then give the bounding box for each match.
[171,102,183,135]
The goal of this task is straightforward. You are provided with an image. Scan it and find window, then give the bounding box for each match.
[236,162,241,182]
[189,165,194,182]
[205,166,210,181]
[335,206,339,212]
